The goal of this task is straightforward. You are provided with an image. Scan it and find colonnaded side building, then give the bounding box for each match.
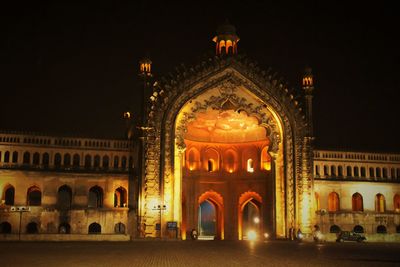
[1,23,400,241]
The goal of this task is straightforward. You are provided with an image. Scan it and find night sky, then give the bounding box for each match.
[1,1,399,152]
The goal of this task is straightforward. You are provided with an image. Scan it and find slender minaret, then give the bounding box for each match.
[302,67,314,137]
[300,67,315,236]
[125,57,154,238]
[212,20,240,55]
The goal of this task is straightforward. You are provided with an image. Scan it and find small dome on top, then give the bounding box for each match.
[216,20,237,36]
[304,67,313,76]
[139,57,152,65]
[213,20,240,56]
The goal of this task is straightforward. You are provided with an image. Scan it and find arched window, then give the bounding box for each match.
[27,186,41,206]
[113,156,119,169]
[353,166,359,177]
[4,185,15,205]
[57,185,72,210]
[85,155,92,169]
[42,153,49,167]
[187,148,200,171]
[338,166,343,177]
[33,152,40,165]
[260,147,271,171]
[102,155,109,169]
[23,152,30,164]
[375,193,385,212]
[4,151,10,163]
[346,166,352,177]
[376,167,381,178]
[323,165,329,176]
[383,168,388,178]
[59,223,71,234]
[94,155,100,168]
[328,192,340,212]
[54,153,62,168]
[224,150,237,173]
[88,186,103,208]
[377,225,387,234]
[330,166,336,177]
[394,194,400,212]
[114,186,127,208]
[369,167,375,178]
[26,222,39,234]
[88,223,101,234]
[247,159,254,173]
[391,168,396,179]
[204,148,219,172]
[114,222,125,234]
[353,225,364,233]
[12,151,18,163]
[360,167,366,177]
[121,156,127,169]
[352,193,363,211]
[207,159,214,172]
[73,154,80,168]
[0,222,12,234]
[63,153,71,166]
[330,225,341,233]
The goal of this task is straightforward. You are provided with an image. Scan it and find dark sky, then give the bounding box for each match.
[1,1,399,152]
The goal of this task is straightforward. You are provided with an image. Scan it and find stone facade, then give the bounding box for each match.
[0,132,133,240]
[313,150,400,241]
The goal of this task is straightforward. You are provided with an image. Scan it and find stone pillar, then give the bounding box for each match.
[142,132,161,238]
[299,136,313,235]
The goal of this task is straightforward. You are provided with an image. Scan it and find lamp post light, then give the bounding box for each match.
[10,206,30,241]
[152,204,166,238]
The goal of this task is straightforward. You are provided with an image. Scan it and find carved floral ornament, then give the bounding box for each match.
[175,80,281,152]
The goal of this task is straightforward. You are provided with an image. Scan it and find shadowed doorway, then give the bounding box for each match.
[198,200,216,239]
[241,199,261,240]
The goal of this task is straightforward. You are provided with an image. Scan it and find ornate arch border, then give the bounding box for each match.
[141,56,311,238]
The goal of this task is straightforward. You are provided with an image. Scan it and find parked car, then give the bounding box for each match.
[336,231,366,242]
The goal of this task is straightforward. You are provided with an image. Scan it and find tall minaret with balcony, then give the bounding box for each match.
[213,21,240,55]
[302,67,314,137]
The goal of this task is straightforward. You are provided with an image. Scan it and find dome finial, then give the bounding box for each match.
[302,67,314,88]
[212,21,240,56]
[139,56,152,77]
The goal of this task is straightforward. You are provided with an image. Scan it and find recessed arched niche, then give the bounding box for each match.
[183,107,271,174]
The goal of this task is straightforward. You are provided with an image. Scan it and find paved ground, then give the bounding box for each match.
[1,240,400,267]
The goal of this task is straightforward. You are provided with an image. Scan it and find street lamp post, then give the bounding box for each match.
[10,206,30,241]
[152,204,166,238]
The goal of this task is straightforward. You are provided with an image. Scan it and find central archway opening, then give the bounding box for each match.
[198,200,217,239]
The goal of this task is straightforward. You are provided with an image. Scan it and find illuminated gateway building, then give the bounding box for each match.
[1,23,400,241]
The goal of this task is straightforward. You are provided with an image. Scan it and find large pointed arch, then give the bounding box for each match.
[139,56,311,239]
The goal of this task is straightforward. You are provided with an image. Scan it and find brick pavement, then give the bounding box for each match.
[1,240,400,266]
